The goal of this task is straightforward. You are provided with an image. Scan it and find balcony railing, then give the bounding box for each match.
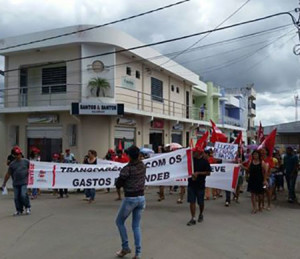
[0,84,81,108]
[224,115,241,127]
[115,86,209,122]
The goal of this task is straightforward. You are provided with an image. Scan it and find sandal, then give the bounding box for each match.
[177,199,183,204]
[251,209,257,214]
[116,249,131,257]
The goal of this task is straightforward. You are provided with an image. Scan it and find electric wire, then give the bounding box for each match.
[1,11,296,75]
[160,0,252,66]
[0,0,191,51]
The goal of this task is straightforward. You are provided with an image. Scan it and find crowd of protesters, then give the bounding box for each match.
[1,141,299,259]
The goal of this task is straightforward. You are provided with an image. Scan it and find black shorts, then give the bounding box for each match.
[187,187,205,205]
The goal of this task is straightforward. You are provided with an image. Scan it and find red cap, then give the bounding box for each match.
[31,147,40,153]
[13,146,22,155]
[53,153,60,159]
[108,149,115,154]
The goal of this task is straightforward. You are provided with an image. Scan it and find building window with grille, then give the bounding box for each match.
[171,85,174,92]
[176,87,180,94]
[151,77,163,103]
[126,67,132,76]
[42,66,67,94]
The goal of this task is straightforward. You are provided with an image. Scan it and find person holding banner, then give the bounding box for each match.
[115,145,146,259]
[83,150,98,203]
[1,146,31,216]
[187,147,211,226]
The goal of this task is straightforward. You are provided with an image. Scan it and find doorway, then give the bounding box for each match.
[150,131,163,153]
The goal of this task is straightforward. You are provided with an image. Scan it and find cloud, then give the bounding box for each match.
[0,0,299,126]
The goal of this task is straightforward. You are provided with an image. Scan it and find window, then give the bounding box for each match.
[126,67,132,76]
[42,66,66,94]
[151,77,163,102]
[68,124,77,146]
[171,85,174,92]
[176,87,180,94]
[135,70,140,79]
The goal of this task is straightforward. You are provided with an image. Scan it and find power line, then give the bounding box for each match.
[200,28,296,74]
[2,24,294,84]
[0,0,191,51]
[2,11,296,74]
[160,0,252,66]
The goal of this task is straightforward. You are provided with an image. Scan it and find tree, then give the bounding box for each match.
[88,77,110,97]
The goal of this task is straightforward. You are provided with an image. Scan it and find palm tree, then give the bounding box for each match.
[88,77,110,97]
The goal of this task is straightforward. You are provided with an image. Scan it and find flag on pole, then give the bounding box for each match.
[210,120,228,143]
[234,131,243,145]
[258,128,277,157]
[118,140,123,151]
[257,121,264,144]
[195,131,209,150]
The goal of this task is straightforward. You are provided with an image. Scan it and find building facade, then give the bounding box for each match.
[0,25,246,176]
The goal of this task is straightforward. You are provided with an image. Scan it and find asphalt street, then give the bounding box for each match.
[0,187,299,259]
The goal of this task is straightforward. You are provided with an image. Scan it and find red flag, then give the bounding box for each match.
[234,131,242,145]
[118,140,123,151]
[257,121,264,144]
[195,131,209,150]
[258,129,277,157]
[210,120,228,143]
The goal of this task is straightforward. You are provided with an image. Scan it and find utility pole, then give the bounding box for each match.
[295,94,299,121]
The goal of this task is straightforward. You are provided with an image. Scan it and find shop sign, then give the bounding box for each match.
[28,115,58,124]
[121,77,135,89]
[117,117,136,126]
[151,119,164,129]
[172,123,183,131]
[71,103,124,115]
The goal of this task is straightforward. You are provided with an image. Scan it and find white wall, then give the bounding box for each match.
[6,45,81,107]
[81,44,115,102]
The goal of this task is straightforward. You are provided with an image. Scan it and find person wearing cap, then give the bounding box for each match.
[64,149,76,163]
[1,146,31,216]
[187,146,211,226]
[29,147,40,200]
[115,145,146,259]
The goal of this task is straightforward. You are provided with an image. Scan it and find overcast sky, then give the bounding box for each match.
[0,0,300,126]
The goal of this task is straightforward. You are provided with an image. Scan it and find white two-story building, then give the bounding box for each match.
[0,25,245,174]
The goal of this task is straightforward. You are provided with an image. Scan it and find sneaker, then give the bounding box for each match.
[288,198,294,203]
[198,214,203,223]
[225,201,230,207]
[116,249,131,257]
[13,211,23,216]
[187,219,196,226]
[26,208,31,215]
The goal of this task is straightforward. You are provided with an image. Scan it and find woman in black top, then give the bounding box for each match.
[242,150,267,213]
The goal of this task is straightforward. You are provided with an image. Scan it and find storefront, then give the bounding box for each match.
[114,127,136,150]
[149,119,164,153]
[27,126,62,161]
[171,123,183,145]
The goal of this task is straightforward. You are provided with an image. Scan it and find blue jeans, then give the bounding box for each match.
[116,196,145,257]
[31,188,38,197]
[286,173,298,200]
[13,185,31,212]
[84,189,95,200]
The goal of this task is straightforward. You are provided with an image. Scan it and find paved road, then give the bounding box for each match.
[0,188,299,259]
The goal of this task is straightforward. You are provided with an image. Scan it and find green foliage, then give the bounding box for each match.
[88,77,110,97]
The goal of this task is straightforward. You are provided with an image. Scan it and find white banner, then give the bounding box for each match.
[214,142,238,161]
[158,163,240,192]
[28,149,189,189]
[27,148,239,192]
